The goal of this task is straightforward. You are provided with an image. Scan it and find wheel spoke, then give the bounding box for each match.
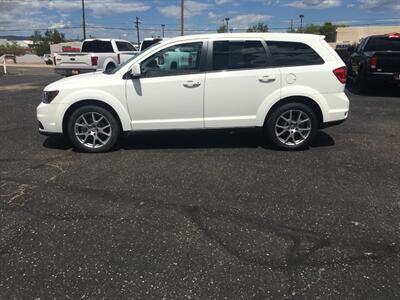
[298,118,310,124]
[276,124,288,129]
[277,129,288,137]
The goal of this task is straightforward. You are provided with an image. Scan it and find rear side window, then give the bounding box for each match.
[364,36,400,51]
[81,40,114,53]
[212,40,268,71]
[267,41,324,67]
[116,41,136,51]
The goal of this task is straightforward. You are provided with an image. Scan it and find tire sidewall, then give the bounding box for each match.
[67,105,120,153]
[265,102,318,150]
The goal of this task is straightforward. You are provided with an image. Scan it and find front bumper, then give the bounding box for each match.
[37,102,65,134]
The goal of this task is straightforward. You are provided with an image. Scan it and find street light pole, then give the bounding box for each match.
[135,17,141,46]
[225,17,230,33]
[180,0,184,36]
[299,14,304,32]
[81,0,86,40]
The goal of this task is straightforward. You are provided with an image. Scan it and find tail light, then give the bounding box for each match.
[387,32,400,39]
[91,56,98,66]
[333,67,347,84]
[53,56,56,66]
[117,53,120,64]
[369,56,377,70]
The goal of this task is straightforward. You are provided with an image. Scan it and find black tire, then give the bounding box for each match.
[105,63,116,73]
[352,68,367,94]
[67,105,120,153]
[264,102,318,151]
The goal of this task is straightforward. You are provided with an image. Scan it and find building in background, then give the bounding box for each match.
[336,25,400,45]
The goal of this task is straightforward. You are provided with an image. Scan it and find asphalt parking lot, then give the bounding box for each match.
[1,67,400,299]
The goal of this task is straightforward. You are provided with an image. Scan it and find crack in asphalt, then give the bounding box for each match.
[1,153,399,298]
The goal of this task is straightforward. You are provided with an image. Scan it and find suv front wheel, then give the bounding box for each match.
[67,105,120,153]
[264,102,318,150]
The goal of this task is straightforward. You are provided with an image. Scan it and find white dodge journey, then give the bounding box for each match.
[37,33,349,152]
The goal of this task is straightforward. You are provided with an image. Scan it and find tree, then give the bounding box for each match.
[30,29,66,56]
[287,22,347,42]
[247,22,269,33]
[0,42,25,56]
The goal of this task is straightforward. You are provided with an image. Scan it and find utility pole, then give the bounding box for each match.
[225,17,230,33]
[81,0,86,40]
[161,24,165,37]
[290,19,293,32]
[299,14,304,32]
[135,17,141,46]
[180,0,184,36]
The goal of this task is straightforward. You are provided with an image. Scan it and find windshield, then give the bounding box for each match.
[365,36,400,52]
[106,41,161,74]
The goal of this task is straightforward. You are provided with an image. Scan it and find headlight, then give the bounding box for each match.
[42,90,59,104]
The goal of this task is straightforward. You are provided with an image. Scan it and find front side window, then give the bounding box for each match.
[267,41,324,67]
[141,42,203,77]
[212,40,268,71]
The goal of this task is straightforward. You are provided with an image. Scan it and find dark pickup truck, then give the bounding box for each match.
[347,33,400,91]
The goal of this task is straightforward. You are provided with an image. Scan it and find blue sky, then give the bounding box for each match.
[0,0,399,40]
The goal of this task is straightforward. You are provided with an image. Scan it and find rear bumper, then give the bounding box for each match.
[322,92,349,123]
[55,68,96,76]
[365,72,400,84]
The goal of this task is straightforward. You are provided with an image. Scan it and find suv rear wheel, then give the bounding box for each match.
[264,102,318,150]
[67,105,120,153]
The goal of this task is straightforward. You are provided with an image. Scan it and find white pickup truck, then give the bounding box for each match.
[54,39,138,76]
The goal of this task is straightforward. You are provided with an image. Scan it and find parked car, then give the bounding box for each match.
[54,39,138,76]
[347,32,400,92]
[43,54,53,65]
[37,33,349,152]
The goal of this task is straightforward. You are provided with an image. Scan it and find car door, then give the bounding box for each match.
[204,38,281,128]
[125,40,206,130]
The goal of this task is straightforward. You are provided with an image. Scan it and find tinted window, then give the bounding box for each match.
[116,41,136,51]
[81,40,114,53]
[141,39,162,51]
[141,42,203,77]
[213,40,267,71]
[364,36,400,51]
[267,41,324,67]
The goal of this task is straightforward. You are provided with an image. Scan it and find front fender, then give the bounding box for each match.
[58,89,132,131]
[255,85,328,126]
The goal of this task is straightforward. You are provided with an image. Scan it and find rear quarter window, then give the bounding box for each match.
[267,41,324,67]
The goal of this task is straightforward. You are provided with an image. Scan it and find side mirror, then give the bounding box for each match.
[130,63,141,78]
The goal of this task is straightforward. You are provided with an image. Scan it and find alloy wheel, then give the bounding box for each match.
[274,109,312,146]
[74,112,112,149]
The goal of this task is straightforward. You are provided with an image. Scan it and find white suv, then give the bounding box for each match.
[37,33,349,152]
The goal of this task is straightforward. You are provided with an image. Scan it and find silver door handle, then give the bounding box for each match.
[183,81,201,88]
[258,75,276,83]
